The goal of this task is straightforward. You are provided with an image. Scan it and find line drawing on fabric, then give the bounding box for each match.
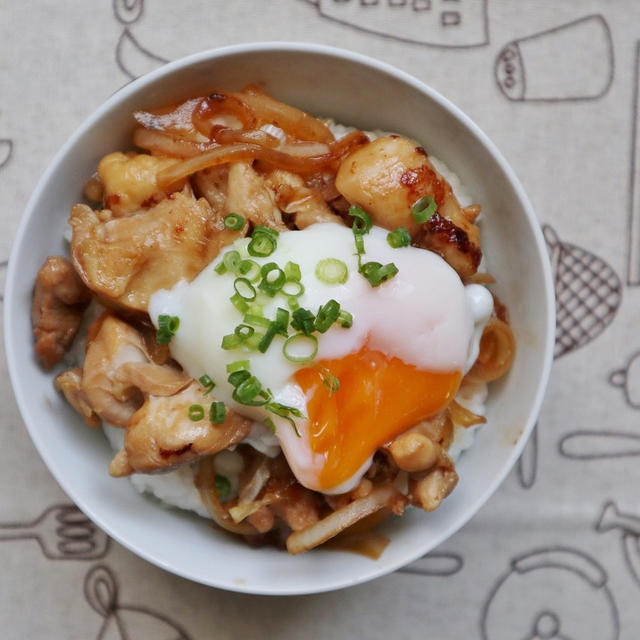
[116,28,168,80]
[609,351,640,409]
[85,565,192,640]
[515,224,621,489]
[595,500,640,589]
[113,0,144,25]
[544,224,621,360]
[0,504,110,560]
[516,422,538,489]
[495,14,614,103]
[481,546,619,640]
[558,431,640,460]
[627,41,640,285]
[0,139,12,170]
[302,0,489,48]
[398,550,463,576]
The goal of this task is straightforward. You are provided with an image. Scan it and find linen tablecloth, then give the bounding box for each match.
[1,1,639,637]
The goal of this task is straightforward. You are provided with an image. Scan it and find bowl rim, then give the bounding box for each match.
[4,41,555,595]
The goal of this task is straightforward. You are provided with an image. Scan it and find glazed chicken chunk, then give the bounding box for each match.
[70,189,243,312]
[32,256,91,369]
[335,136,482,278]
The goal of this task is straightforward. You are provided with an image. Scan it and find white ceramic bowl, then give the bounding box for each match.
[4,43,555,595]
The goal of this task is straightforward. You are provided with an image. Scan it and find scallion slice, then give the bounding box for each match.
[210,401,226,424]
[188,404,205,421]
[215,474,231,502]
[223,250,242,274]
[387,227,411,248]
[412,195,437,224]
[248,226,278,257]
[315,299,341,333]
[221,333,241,350]
[338,309,353,328]
[283,333,318,363]
[315,258,348,285]
[259,263,286,296]
[264,417,277,434]
[281,280,305,297]
[258,322,280,353]
[156,315,180,345]
[321,369,340,394]
[234,324,255,340]
[284,261,301,282]
[226,360,250,373]
[361,261,399,287]
[243,313,272,329]
[224,212,245,230]
[291,308,316,336]
[275,307,290,335]
[198,374,215,394]
[234,277,256,301]
[233,375,267,406]
[228,369,251,387]
[238,259,261,283]
[229,292,250,313]
[349,205,372,234]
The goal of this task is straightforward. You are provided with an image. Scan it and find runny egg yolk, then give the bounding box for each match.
[293,343,462,490]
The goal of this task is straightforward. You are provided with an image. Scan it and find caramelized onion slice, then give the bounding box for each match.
[448,399,487,428]
[133,127,217,158]
[237,85,334,143]
[134,98,203,137]
[286,484,402,555]
[467,317,516,382]
[192,93,258,137]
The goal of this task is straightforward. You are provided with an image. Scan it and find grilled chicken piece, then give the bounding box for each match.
[97,152,183,216]
[70,189,242,312]
[55,368,99,427]
[265,169,344,229]
[335,136,482,278]
[80,315,189,427]
[226,162,286,230]
[109,382,253,476]
[32,256,91,370]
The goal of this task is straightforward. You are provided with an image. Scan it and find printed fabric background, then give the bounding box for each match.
[1,0,639,637]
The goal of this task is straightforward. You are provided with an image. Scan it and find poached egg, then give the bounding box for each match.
[149,222,492,494]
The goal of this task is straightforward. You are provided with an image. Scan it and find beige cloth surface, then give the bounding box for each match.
[1,1,639,638]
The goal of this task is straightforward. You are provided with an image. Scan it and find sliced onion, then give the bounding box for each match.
[286,484,401,554]
[236,85,335,143]
[192,93,258,137]
[213,127,281,148]
[238,459,270,505]
[448,399,487,428]
[195,459,256,535]
[133,127,217,158]
[134,98,202,136]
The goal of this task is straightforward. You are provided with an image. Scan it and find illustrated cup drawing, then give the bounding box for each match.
[495,14,613,102]
[305,0,489,48]
[609,351,640,409]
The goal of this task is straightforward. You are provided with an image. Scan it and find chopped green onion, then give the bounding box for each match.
[156,315,180,345]
[349,205,372,234]
[360,261,399,287]
[243,313,272,329]
[234,277,256,301]
[228,369,251,387]
[320,369,340,394]
[214,262,227,275]
[284,261,301,282]
[248,226,278,257]
[233,375,267,406]
[221,333,242,350]
[291,308,316,336]
[234,324,255,340]
[283,334,318,363]
[259,263,286,296]
[230,293,249,313]
[215,474,232,502]
[243,332,263,350]
[281,280,305,297]
[338,310,353,328]
[223,250,242,274]
[315,258,348,285]
[224,213,245,230]
[387,227,411,248]
[354,233,365,256]
[287,296,301,311]
[188,404,205,421]
[226,359,250,374]
[258,322,280,353]
[264,417,277,434]
[267,402,302,437]
[412,195,437,224]
[238,259,261,283]
[275,307,290,335]
[315,299,341,333]
[210,401,226,424]
[198,374,215,394]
